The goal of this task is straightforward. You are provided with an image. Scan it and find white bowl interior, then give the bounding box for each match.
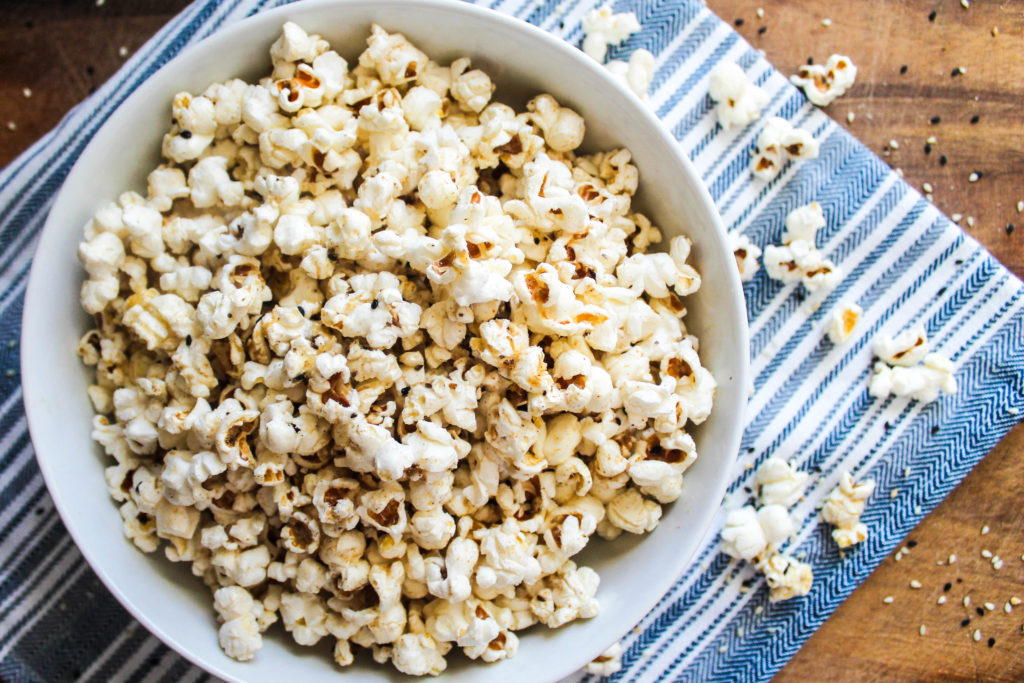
[21,1,748,681]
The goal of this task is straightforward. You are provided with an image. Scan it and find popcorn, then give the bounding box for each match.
[868,326,956,403]
[757,553,813,602]
[751,117,820,182]
[720,506,768,561]
[754,457,808,508]
[581,5,641,63]
[78,22,714,676]
[826,302,862,344]
[790,55,857,107]
[605,49,656,102]
[708,62,769,130]
[729,231,762,281]
[873,325,929,367]
[586,641,623,676]
[764,201,841,294]
[821,472,875,548]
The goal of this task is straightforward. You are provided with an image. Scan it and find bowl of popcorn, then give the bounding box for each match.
[21,0,748,680]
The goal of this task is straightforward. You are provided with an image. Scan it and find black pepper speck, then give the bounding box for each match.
[928,10,937,21]
[900,65,908,74]
[758,26,767,35]
[734,18,745,26]
[988,637,996,648]
[940,155,948,166]
[943,582,952,592]
[930,116,941,124]
[961,618,971,627]
[970,114,980,124]
[924,143,932,155]
[976,607,985,617]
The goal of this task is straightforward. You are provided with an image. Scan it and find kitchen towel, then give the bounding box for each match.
[0,0,1021,681]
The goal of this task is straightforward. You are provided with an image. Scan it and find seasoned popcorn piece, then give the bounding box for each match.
[821,471,875,548]
[214,586,263,662]
[729,231,762,281]
[757,552,813,602]
[754,457,809,508]
[873,325,929,367]
[720,505,767,560]
[708,62,769,130]
[790,54,857,107]
[868,353,957,403]
[605,49,656,102]
[586,641,624,676]
[751,117,819,182]
[581,5,641,62]
[827,302,862,344]
[782,201,826,245]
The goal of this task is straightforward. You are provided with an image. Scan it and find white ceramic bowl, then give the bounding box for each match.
[21,1,748,680]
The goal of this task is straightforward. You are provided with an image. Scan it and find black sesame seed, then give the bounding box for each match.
[931,425,941,434]
[807,57,814,65]
[937,287,947,296]
[533,237,540,245]
[900,65,908,74]
[957,578,963,583]
[89,86,97,94]
[884,421,891,430]
[400,386,410,396]
[370,299,379,310]
[747,447,755,453]
[86,65,95,76]
[930,116,941,125]
[734,18,745,26]
[1006,223,1015,235]
[928,10,937,21]
[961,618,971,627]
[950,68,962,77]
[924,143,932,155]
[976,607,985,616]
[943,582,952,592]
[940,155,948,166]
[180,130,192,139]
[988,637,996,647]
[297,305,305,316]
[955,259,964,265]
[970,114,980,124]
[908,540,918,548]
[185,334,192,345]
[758,26,767,34]
[976,171,984,179]
[35,507,43,516]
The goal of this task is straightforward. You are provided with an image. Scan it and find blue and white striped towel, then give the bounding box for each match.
[2,0,1022,681]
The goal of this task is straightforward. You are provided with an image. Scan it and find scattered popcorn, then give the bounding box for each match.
[826,302,862,344]
[77,22,716,675]
[790,55,857,107]
[604,49,656,102]
[751,116,820,182]
[821,472,875,548]
[728,231,762,281]
[585,640,623,676]
[869,353,957,403]
[708,62,769,130]
[763,201,841,294]
[581,5,641,62]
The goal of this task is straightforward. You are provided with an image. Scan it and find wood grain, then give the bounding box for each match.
[1,1,1022,680]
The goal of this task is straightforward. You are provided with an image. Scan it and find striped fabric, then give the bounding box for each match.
[1,0,1021,681]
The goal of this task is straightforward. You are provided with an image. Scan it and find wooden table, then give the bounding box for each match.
[1,0,1021,680]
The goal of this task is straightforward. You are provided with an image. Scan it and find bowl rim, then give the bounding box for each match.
[21,0,749,680]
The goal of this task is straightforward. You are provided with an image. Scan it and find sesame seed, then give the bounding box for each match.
[951,66,966,77]
[993,557,1004,570]
[895,551,903,562]
[900,65,908,74]
[982,549,993,558]
[758,26,767,35]
[992,27,999,37]
[890,489,899,499]
[1016,201,1023,213]
[904,467,912,478]
[718,644,727,654]
[985,602,996,611]
[937,595,947,605]
[981,525,991,534]
[930,116,941,124]
[883,596,895,604]
[968,172,980,183]
[1005,602,1013,613]
[970,114,980,124]
[961,0,970,7]
[5,121,15,131]
[22,88,31,98]
[1012,597,1022,606]
[734,17,744,26]
[939,155,948,166]
[961,618,971,627]
[96,0,105,6]
[928,10,937,21]
[738,585,749,593]
[948,554,957,564]
[1007,224,1016,236]
[919,624,927,636]
[973,629,982,641]
[736,626,745,637]
[977,606,986,616]
[914,505,922,515]
[754,605,764,614]
[821,18,832,27]
[847,112,855,123]
[967,216,976,227]
[964,596,972,607]
[926,136,938,145]
[987,637,995,648]
[756,7,764,19]
[923,183,933,194]
[910,579,922,589]
[119,46,129,59]
[944,582,953,592]
[888,139,900,150]
[924,143,932,155]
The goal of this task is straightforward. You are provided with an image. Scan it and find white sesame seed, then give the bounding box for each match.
[767,627,777,634]
[895,551,903,562]
[22,88,31,99]
[985,602,996,611]
[1008,407,1020,416]
[961,0,970,7]
[982,549,993,558]
[883,596,895,604]
[796,550,807,560]
[902,546,911,554]
[937,595,947,605]
[981,525,990,535]
[923,182,934,194]
[903,467,911,477]
[926,136,938,145]
[736,626,745,637]
[919,624,927,636]
[973,628,981,642]
[968,172,980,183]
[890,489,899,499]
[956,66,967,75]
[5,121,15,131]
[1016,201,1023,213]
[754,605,764,614]
[118,46,129,59]
[718,644,727,654]
[847,112,855,123]
[1012,597,1022,606]
[756,7,764,19]
[992,27,999,37]
[952,213,963,222]
[910,580,922,589]
[1005,602,1013,613]
[948,554,957,564]
[925,194,934,203]
[993,557,1004,570]
[963,596,972,607]
[821,18,832,27]
[739,585,749,593]
[967,216,976,227]
[888,139,900,150]
[913,505,922,515]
